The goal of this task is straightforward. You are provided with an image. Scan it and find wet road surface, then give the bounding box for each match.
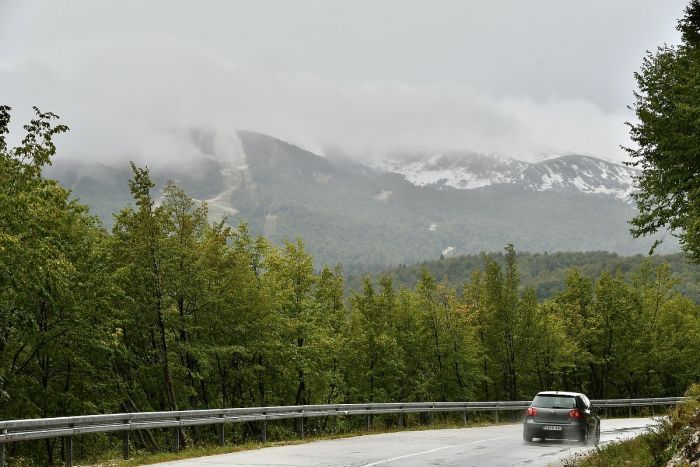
[153,417,656,466]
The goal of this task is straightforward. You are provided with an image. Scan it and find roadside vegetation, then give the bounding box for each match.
[569,385,700,466]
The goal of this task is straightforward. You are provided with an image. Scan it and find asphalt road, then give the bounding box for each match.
[153,417,656,467]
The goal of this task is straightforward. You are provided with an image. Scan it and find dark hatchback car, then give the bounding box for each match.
[523,391,600,444]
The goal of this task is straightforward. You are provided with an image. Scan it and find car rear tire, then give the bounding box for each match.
[578,427,588,444]
[594,424,601,445]
[523,430,533,443]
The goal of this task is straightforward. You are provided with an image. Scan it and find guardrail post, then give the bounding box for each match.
[1,428,6,467]
[628,405,632,418]
[122,417,130,460]
[65,435,74,467]
[295,409,304,439]
[398,412,404,428]
[651,405,655,417]
[218,416,226,446]
[172,426,180,453]
[366,413,371,431]
[494,405,499,423]
[462,410,467,425]
[430,404,435,425]
[122,431,129,460]
[261,419,267,443]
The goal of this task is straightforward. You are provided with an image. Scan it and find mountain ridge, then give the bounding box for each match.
[376,152,637,200]
[45,129,676,267]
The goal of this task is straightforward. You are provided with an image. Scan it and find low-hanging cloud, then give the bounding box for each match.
[1,39,632,165]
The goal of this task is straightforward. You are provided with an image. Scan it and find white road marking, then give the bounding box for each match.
[359,436,509,466]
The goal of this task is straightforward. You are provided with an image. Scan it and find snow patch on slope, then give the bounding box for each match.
[376,153,528,190]
[518,155,637,200]
[373,190,392,202]
[378,153,638,200]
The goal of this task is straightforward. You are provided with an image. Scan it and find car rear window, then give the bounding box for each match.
[532,395,577,409]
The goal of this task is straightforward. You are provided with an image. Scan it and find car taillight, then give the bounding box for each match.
[569,409,584,419]
[526,407,538,416]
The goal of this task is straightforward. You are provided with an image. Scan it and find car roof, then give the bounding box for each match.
[535,391,583,397]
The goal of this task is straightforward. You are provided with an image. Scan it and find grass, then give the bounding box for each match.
[565,433,657,467]
[567,385,700,467]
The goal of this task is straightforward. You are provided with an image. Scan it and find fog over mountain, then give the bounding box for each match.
[0,0,687,165]
[45,130,677,268]
[1,1,687,266]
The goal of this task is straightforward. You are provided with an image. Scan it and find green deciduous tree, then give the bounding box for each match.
[111,164,181,417]
[627,0,700,260]
[344,276,400,403]
[0,106,119,463]
[469,245,534,400]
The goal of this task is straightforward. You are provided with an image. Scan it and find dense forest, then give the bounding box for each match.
[1,107,699,464]
[348,251,700,303]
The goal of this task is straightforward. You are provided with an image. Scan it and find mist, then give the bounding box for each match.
[0,0,687,165]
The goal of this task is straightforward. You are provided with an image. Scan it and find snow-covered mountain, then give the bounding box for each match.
[47,130,675,268]
[516,155,637,200]
[377,153,638,200]
[377,153,529,190]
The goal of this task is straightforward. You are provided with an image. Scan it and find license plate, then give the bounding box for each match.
[543,425,562,431]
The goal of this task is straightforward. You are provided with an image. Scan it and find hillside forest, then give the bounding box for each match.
[1,107,699,464]
[347,251,700,303]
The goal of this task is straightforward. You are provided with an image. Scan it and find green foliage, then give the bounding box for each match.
[348,250,700,303]
[1,106,699,464]
[344,277,401,402]
[1,106,120,462]
[462,245,535,400]
[569,434,656,467]
[574,384,700,466]
[626,0,700,260]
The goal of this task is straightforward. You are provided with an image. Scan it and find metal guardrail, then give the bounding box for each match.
[0,397,685,466]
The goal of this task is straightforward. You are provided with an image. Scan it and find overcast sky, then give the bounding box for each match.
[0,0,688,163]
